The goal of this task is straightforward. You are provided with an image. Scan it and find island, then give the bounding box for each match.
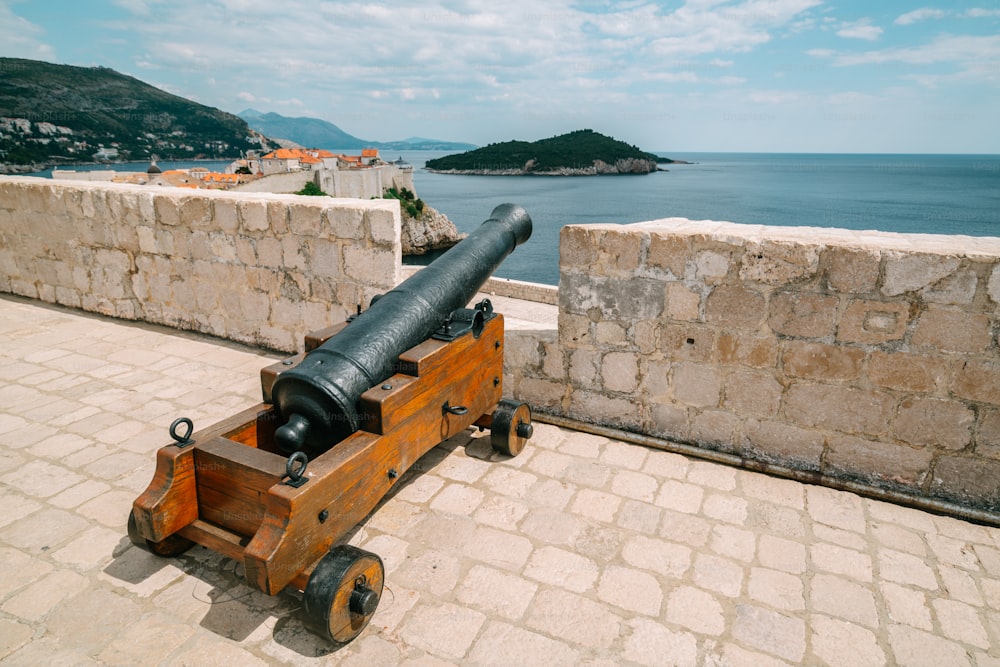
[424,129,681,176]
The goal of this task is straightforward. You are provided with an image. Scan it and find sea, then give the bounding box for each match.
[30,153,1000,287]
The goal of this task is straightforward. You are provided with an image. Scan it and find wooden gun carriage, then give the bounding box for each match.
[128,204,534,643]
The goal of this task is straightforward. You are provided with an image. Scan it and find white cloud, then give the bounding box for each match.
[963,8,1000,18]
[836,20,883,41]
[0,2,55,60]
[237,91,256,102]
[894,8,948,26]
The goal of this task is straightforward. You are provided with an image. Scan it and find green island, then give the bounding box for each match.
[424,129,680,176]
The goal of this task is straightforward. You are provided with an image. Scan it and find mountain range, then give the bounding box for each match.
[0,57,270,170]
[238,109,476,152]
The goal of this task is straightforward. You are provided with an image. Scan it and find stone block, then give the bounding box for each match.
[266,200,289,233]
[539,339,565,380]
[731,603,805,662]
[768,292,839,338]
[825,434,932,489]
[631,319,659,354]
[690,409,740,451]
[783,384,895,436]
[238,200,269,232]
[365,207,398,246]
[559,225,596,271]
[695,249,732,282]
[665,282,702,321]
[705,285,766,329]
[646,232,690,277]
[723,370,783,418]
[595,320,628,346]
[568,389,642,430]
[649,402,688,439]
[600,227,645,274]
[660,324,716,362]
[153,196,180,227]
[922,267,978,304]
[882,252,960,296]
[177,196,212,229]
[868,351,946,392]
[781,340,864,381]
[326,205,365,240]
[825,245,880,293]
[739,240,820,286]
[989,264,1000,306]
[912,307,992,354]
[742,419,824,470]
[558,312,591,345]
[287,201,323,236]
[894,397,974,450]
[672,362,721,407]
[931,456,1000,509]
[953,359,1000,406]
[837,299,909,344]
[560,273,666,321]
[717,332,778,368]
[569,348,599,386]
[602,351,639,393]
[213,199,239,233]
[978,408,1000,458]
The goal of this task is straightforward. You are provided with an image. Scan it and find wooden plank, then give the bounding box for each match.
[178,519,245,562]
[359,315,504,435]
[132,444,198,542]
[194,436,285,536]
[304,320,349,351]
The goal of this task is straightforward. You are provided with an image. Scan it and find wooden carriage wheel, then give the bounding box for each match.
[303,545,384,644]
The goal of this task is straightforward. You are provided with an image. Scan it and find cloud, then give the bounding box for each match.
[963,8,1000,18]
[894,8,947,25]
[237,91,256,102]
[0,2,55,60]
[836,20,883,41]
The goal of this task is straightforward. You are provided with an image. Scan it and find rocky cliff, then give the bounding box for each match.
[400,204,465,255]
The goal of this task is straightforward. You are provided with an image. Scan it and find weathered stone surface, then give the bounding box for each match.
[705,285,767,329]
[399,204,461,255]
[781,340,864,381]
[784,384,895,437]
[894,397,974,450]
[560,273,665,320]
[739,241,820,286]
[952,360,1000,406]
[717,332,778,368]
[825,435,932,488]
[826,246,880,293]
[646,232,690,277]
[723,370,783,418]
[868,351,945,392]
[742,419,825,470]
[931,456,1000,508]
[768,292,839,338]
[882,252,961,296]
[912,307,992,354]
[837,299,909,344]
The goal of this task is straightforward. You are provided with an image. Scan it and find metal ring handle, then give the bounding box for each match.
[285,451,309,487]
[169,417,194,446]
[443,402,469,416]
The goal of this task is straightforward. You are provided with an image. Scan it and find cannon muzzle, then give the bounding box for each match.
[272,203,532,453]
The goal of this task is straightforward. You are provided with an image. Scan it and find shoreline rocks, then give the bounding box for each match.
[426,157,662,176]
[401,203,466,255]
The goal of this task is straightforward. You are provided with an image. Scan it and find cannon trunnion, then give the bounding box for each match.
[128,205,534,644]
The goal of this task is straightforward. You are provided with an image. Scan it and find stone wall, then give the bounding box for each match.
[0,176,400,352]
[507,219,1000,511]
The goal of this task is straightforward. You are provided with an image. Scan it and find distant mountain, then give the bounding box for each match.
[424,129,675,175]
[238,109,476,152]
[0,57,271,171]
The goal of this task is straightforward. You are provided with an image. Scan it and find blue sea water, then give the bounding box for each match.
[404,152,1000,286]
[29,153,1000,287]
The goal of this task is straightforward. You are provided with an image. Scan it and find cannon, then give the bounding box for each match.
[128,204,534,644]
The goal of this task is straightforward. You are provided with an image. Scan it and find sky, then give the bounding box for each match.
[2,0,999,153]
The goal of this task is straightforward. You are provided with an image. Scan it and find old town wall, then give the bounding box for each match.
[0,176,400,351]
[505,219,1000,512]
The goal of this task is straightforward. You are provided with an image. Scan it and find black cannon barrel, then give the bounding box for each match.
[272,203,532,453]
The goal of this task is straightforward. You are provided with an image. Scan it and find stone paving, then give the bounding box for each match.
[1,293,1000,666]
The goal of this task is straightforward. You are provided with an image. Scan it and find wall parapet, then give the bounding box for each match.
[506,218,1000,512]
[0,176,400,352]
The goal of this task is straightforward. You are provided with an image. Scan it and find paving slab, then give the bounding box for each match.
[1,294,999,666]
